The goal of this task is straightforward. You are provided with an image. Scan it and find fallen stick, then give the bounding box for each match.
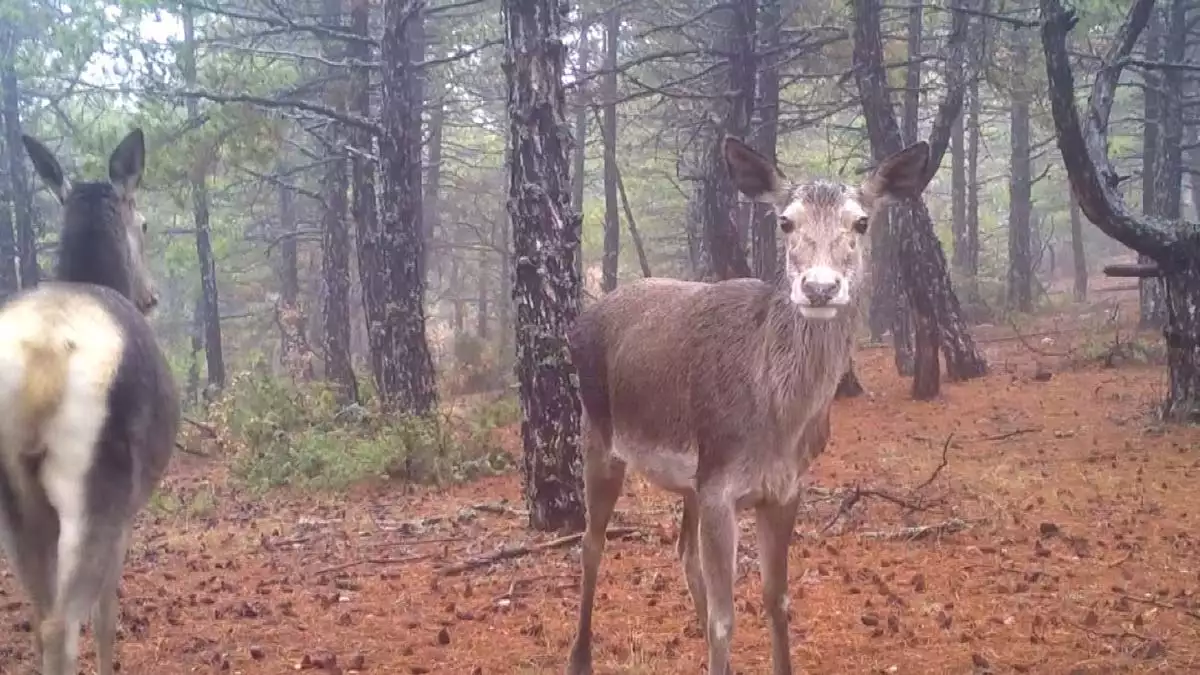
[438,527,639,577]
[859,518,971,541]
[312,553,433,577]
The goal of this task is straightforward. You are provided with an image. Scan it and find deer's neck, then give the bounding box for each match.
[761,292,859,421]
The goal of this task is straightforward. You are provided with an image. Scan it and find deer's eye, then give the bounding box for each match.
[778,216,794,233]
[852,216,869,234]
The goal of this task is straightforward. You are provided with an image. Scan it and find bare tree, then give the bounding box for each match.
[1040,0,1200,422]
[852,0,987,399]
[1007,21,1034,313]
[504,0,586,531]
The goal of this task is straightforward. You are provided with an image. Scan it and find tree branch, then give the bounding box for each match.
[171,89,381,136]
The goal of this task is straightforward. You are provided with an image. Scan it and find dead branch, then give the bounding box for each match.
[1007,316,1077,358]
[312,553,433,577]
[979,427,1041,441]
[859,518,971,541]
[183,416,218,437]
[438,527,638,576]
[821,434,953,533]
[1103,263,1162,278]
[174,440,212,458]
[1118,594,1200,622]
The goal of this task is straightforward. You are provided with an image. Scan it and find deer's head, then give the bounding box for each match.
[724,137,930,320]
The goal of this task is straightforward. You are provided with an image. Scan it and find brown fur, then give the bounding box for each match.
[564,138,932,675]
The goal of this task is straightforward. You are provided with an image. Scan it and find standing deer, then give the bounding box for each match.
[0,129,180,675]
[565,137,931,675]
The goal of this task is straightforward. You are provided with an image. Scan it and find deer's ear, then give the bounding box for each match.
[109,128,146,197]
[860,141,930,209]
[22,134,70,204]
[723,137,788,204]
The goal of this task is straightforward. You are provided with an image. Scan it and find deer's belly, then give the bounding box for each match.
[611,437,697,494]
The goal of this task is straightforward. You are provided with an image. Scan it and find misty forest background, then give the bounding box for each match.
[0,0,1196,528]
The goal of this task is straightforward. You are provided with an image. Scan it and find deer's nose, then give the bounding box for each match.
[801,276,842,307]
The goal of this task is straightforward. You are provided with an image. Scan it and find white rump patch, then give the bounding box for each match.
[0,285,126,612]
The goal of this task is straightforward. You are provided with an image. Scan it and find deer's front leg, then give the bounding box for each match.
[697,490,737,675]
[757,497,800,675]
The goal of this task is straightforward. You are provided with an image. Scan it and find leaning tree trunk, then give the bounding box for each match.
[374,0,438,415]
[503,0,586,532]
[1041,0,1200,422]
[852,0,987,400]
[182,7,225,394]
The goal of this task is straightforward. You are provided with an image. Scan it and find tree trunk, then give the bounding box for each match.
[1138,9,1166,328]
[964,1,986,292]
[852,0,987,398]
[1007,25,1034,313]
[277,161,315,382]
[1,22,35,289]
[571,16,591,282]
[503,0,586,532]
[374,0,438,415]
[696,0,755,282]
[1069,194,1087,302]
[600,9,620,293]
[950,87,967,277]
[320,0,360,403]
[424,88,446,289]
[1153,0,1185,240]
[182,7,225,392]
[888,206,915,375]
[187,294,203,405]
[1161,258,1200,422]
[752,0,781,284]
[348,0,382,397]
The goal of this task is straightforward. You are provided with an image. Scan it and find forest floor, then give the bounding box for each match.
[4,281,1200,675]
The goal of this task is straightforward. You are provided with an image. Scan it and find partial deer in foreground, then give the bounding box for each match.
[0,129,179,675]
[564,137,931,675]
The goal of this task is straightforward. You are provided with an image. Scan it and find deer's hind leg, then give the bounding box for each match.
[566,416,626,675]
[94,527,132,675]
[676,493,708,637]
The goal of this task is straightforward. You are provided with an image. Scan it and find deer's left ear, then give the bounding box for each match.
[109,128,146,198]
[860,141,930,209]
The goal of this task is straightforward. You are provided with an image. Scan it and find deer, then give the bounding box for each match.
[0,129,180,675]
[564,136,932,675]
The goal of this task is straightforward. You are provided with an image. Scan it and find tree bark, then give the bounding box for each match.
[600,9,620,293]
[1040,0,1200,422]
[1007,24,1034,313]
[1138,9,1166,328]
[696,0,755,282]
[852,0,987,399]
[1,20,35,289]
[320,0,359,403]
[424,87,446,289]
[503,0,586,532]
[963,0,987,295]
[752,0,781,284]
[374,0,438,415]
[182,7,225,392]
[1069,194,1087,302]
[276,160,315,382]
[570,15,591,282]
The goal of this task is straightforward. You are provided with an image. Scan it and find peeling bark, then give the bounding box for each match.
[503,0,586,532]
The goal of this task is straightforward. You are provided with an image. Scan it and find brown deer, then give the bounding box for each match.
[0,129,179,675]
[564,137,931,675]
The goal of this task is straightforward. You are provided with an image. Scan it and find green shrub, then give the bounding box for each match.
[215,366,516,492]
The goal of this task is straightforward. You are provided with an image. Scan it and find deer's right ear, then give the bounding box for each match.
[22,134,70,204]
[723,137,787,204]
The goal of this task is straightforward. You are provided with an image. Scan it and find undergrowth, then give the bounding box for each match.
[209,364,520,492]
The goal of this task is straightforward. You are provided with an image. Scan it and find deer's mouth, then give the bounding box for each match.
[798,306,839,320]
